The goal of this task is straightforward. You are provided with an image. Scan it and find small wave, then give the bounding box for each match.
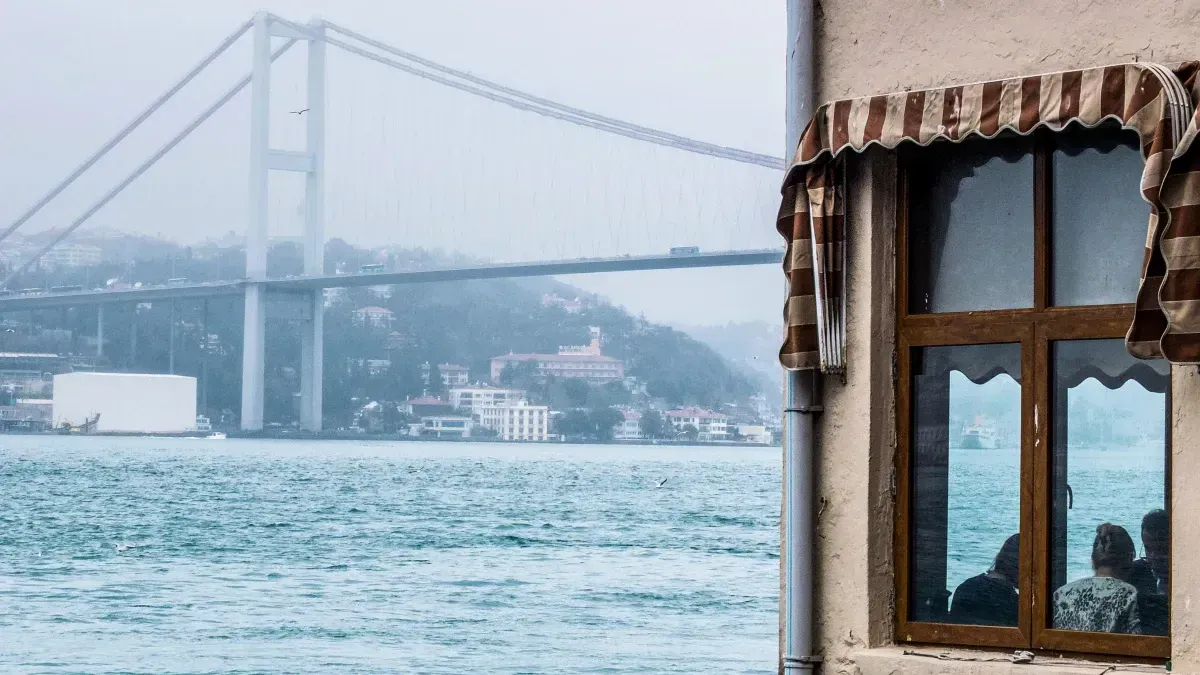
[494,534,535,547]
[446,579,530,588]
[348,507,366,514]
[255,522,294,528]
[324,564,349,571]
[266,572,285,580]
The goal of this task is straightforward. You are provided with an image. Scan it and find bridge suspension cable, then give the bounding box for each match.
[0,19,253,249]
[2,12,782,281]
[318,20,783,169]
[1,38,300,288]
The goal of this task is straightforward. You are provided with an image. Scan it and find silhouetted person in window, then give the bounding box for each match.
[1052,523,1141,634]
[949,533,1019,626]
[1129,509,1168,636]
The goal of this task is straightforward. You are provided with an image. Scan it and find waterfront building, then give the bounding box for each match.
[665,407,729,441]
[476,400,550,442]
[612,409,642,440]
[419,415,473,439]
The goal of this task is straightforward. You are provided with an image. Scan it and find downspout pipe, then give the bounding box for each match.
[783,1,821,674]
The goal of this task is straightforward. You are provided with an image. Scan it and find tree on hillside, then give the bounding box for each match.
[640,410,667,439]
[564,378,590,407]
[590,406,624,442]
[556,409,593,438]
[498,359,538,389]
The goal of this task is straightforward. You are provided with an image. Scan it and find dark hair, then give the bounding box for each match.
[1092,523,1136,576]
[992,533,1020,582]
[1142,509,1169,539]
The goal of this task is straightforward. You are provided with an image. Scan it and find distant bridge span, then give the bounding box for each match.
[2,11,784,431]
[0,249,781,312]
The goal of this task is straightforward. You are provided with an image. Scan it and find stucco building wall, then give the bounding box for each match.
[814,0,1200,103]
[789,1,1200,673]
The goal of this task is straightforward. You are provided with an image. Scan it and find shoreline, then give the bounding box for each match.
[3,428,777,448]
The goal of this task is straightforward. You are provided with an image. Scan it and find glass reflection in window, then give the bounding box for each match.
[1050,339,1169,635]
[910,343,1021,626]
[909,137,1034,313]
[1052,124,1147,306]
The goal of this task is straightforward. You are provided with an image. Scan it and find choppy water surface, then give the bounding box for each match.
[0,438,781,674]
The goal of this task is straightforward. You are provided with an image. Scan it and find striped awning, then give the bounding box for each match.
[778,62,1200,373]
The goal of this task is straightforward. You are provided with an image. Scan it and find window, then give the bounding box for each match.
[896,125,1171,658]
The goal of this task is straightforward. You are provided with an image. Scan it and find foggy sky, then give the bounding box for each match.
[0,1,786,326]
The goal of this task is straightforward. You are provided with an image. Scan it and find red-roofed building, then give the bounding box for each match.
[613,409,642,440]
[402,396,453,417]
[490,335,624,383]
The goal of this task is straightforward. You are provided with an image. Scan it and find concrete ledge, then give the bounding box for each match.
[855,647,1163,675]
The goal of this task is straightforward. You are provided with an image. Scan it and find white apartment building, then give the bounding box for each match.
[449,385,524,416]
[665,407,729,441]
[43,243,102,269]
[478,400,549,442]
[612,409,642,440]
[438,364,469,387]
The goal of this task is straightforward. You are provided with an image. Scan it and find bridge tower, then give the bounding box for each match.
[242,13,326,431]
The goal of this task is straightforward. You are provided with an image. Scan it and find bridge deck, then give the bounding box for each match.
[0,249,781,311]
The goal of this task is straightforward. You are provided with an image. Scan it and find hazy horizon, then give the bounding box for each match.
[0,1,786,326]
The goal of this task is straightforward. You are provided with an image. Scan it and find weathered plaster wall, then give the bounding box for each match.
[815,0,1200,103]
[810,150,897,675]
[791,3,1200,672]
[1170,366,1200,672]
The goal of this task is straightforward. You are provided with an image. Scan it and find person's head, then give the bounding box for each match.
[991,533,1020,584]
[1092,523,1136,580]
[1141,509,1169,578]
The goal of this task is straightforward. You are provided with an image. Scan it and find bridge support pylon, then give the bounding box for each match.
[240,13,326,432]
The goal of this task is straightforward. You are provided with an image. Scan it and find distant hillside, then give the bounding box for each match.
[676,320,782,395]
[6,237,761,427]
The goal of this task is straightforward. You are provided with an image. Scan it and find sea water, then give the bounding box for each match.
[0,437,781,674]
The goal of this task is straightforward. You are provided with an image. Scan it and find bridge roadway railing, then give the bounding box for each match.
[0,248,782,312]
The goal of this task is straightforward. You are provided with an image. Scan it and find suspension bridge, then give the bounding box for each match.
[0,12,784,431]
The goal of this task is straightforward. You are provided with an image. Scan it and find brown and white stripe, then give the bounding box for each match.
[777,61,1200,372]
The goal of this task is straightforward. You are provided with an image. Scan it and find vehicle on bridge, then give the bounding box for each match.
[669,246,700,256]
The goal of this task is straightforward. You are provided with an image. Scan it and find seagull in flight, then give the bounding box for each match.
[290,108,310,115]
[655,478,668,488]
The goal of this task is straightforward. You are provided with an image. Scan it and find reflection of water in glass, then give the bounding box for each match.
[1063,379,1165,584]
[946,372,1020,600]
[943,375,1166,604]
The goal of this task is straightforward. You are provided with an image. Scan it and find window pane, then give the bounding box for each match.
[909,138,1034,313]
[910,343,1021,626]
[1050,339,1169,636]
[1052,126,1147,306]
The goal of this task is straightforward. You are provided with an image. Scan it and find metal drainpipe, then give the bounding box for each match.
[783,1,820,675]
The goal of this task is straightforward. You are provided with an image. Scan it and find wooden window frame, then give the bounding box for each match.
[894,132,1172,659]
